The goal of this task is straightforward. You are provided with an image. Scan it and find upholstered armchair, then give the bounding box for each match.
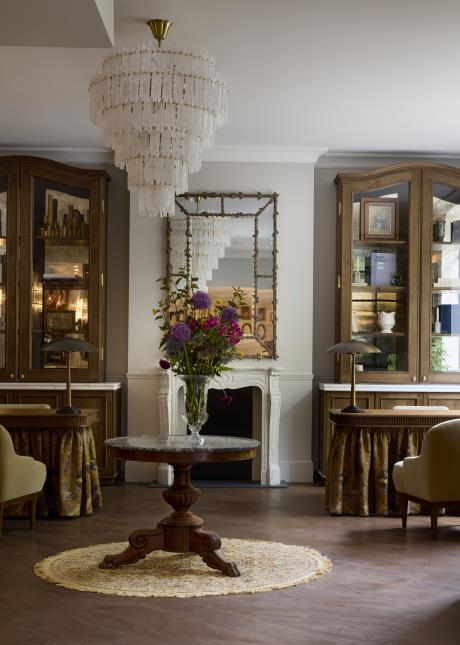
[0,424,47,535]
[392,418,460,539]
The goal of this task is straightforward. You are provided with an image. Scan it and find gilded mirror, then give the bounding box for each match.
[166,192,278,359]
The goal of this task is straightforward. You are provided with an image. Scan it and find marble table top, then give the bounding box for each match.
[105,434,260,453]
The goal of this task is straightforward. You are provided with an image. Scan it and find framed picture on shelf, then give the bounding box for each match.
[242,322,252,335]
[240,305,251,320]
[256,323,266,339]
[45,310,75,332]
[361,198,398,240]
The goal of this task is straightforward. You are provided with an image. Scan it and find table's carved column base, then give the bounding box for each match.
[99,526,165,569]
[99,463,240,577]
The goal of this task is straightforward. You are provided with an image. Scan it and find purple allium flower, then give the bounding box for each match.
[191,291,212,310]
[220,306,239,323]
[159,358,171,369]
[219,394,233,406]
[170,322,192,343]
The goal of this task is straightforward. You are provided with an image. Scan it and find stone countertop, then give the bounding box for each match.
[105,435,260,453]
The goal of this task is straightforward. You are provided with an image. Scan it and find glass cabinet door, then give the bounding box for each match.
[0,160,19,381]
[420,169,460,381]
[19,162,106,382]
[337,169,420,382]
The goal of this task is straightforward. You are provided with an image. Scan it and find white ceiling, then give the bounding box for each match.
[1,0,460,154]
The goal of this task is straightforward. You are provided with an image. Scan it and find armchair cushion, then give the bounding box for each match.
[0,425,46,503]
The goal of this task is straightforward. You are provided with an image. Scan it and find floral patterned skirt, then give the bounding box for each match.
[8,426,102,517]
[325,425,426,516]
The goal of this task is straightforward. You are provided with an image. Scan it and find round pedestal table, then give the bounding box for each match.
[100,434,259,577]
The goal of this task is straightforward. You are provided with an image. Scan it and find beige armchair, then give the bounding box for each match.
[0,424,46,535]
[392,418,460,539]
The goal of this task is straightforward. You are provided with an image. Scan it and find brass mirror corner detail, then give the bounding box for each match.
[166,192,279,359]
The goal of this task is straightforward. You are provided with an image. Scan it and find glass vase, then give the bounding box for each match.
[178,375,212,444]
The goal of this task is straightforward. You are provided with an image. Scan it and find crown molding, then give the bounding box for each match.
[203,145,328,164]
[317,151,460,169]
[0,146,114,164]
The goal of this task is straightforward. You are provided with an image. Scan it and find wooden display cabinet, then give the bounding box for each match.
[335,162,460,383]
[0,156,107,382]
[320,162,460,473]
[0,156,121,484]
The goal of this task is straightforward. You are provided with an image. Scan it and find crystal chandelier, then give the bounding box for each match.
[170,216,232,291]
[89,20,228,217]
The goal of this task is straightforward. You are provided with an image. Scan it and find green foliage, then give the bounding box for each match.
[387,353,397,371]
[431,337,448,372]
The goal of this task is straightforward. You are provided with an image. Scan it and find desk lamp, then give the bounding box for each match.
[327,340,381,413]
[42,337,98,414]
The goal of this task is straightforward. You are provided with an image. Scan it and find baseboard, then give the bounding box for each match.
[279,460,314,483]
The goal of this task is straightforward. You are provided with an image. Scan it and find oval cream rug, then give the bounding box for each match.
[34,538,332,598]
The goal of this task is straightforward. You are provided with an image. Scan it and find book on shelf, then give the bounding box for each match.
[439,304,460,334]
[370,252,396,287]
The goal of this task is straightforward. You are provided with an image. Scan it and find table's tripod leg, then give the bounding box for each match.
[99,526,165,569]
[190,528,240,577]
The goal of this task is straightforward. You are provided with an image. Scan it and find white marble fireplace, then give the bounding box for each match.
[158,366,282,485]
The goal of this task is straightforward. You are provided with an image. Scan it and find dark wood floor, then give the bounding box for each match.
[1,484,459,645]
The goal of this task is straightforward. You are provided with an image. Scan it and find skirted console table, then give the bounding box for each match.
[326,408,460,516]
[3,409,102,517]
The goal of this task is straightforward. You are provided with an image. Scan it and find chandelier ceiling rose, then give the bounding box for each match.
[89,19,228,217]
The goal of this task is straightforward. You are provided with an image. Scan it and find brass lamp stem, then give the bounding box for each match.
[350,353,356,408]
[66,350,72,409]
[147,19,172,48]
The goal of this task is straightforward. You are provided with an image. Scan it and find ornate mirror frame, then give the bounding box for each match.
[166,192,279,359]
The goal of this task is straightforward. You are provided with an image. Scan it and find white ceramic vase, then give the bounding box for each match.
[378,311,395,333]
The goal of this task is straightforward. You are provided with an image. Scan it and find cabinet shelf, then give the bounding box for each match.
[42,282,87,289]
[432,286,460,291]
[34,235,89,241]
[353,332,406,337]
[353,239,407,246]
[432,333,460,337]
[352,285,407,292]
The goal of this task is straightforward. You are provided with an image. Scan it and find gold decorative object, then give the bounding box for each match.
[147,19,172,47]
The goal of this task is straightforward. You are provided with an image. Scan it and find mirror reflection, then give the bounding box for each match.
[167,193,278,358]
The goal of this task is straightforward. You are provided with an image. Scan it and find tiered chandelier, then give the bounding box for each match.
[89,20,228,217]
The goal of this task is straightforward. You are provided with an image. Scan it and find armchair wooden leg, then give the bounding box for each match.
[28,494,38,530]
[400,494,408,529]
[430,503,440,540]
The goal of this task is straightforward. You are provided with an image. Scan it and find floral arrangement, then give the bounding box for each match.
[154,272,245,378]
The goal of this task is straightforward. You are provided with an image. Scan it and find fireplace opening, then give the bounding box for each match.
[191,386,260,481]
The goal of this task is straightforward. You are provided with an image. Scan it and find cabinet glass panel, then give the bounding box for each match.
[351,182,409,372]
[0,177,6,369]
[431,182,460,372]
[31,177,90,371]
